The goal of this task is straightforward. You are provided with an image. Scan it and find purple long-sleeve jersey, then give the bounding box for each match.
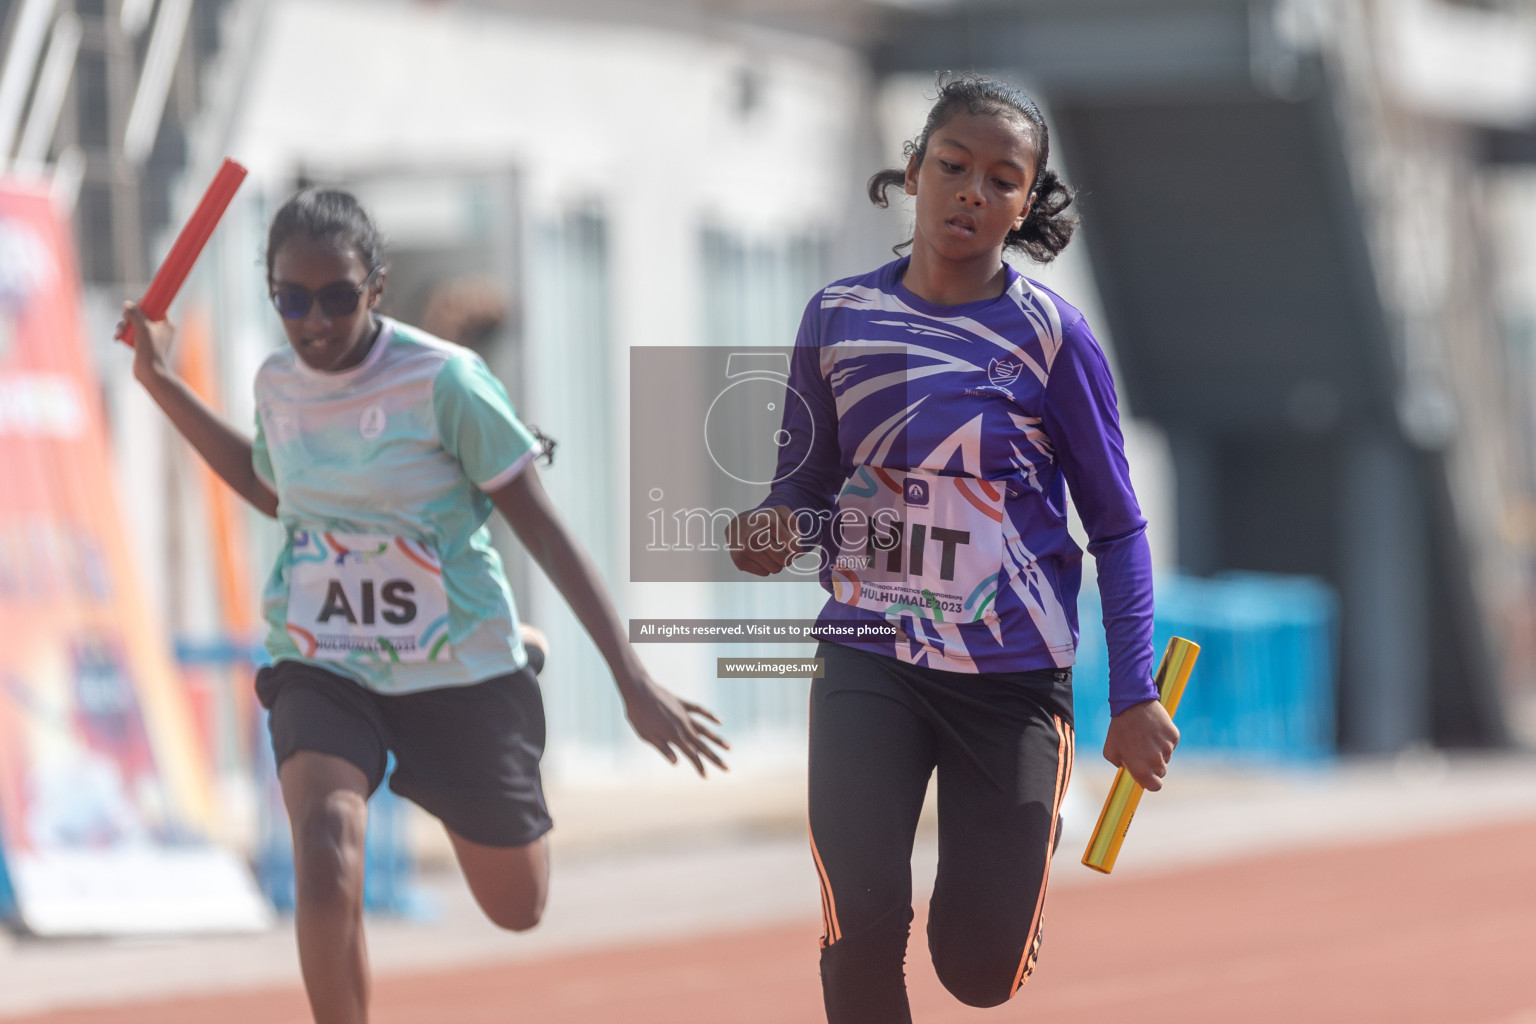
[760,257,1157,714]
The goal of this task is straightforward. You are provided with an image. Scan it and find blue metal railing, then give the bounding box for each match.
[1073,573,1338,762]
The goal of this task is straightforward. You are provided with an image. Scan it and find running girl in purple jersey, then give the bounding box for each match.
[727,74,1178,1023]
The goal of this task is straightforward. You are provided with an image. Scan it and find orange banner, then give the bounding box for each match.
[0,180,215,863]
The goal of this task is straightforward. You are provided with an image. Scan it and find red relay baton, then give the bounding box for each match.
[118,157,248,348]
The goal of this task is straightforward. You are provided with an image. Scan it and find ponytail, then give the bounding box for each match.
[1009,166,1076,263]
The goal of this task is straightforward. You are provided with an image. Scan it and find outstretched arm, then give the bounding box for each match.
[122,302,278,518]
[489,465,729,776]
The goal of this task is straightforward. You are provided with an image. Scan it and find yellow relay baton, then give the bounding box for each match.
[1081,636,1200,874]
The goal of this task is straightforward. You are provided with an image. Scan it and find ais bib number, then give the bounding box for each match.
[829,467,1005,624]
[286,531,452,663]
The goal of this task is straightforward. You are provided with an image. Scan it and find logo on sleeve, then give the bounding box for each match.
[903,477,930,508]
[359,404,387,440]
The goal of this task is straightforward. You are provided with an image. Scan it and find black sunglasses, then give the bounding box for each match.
[270,267,380,319]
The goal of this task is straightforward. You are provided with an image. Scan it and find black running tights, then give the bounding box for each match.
[808,641,1075,1024]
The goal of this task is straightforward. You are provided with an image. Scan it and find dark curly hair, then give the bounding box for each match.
[265,188,385,282]
[868,73,1077,263]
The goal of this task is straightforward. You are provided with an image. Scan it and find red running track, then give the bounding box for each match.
[10,818,1536,1024]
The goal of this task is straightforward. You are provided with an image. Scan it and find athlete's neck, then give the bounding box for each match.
[901,247,1009,307]
[332,316,382,373]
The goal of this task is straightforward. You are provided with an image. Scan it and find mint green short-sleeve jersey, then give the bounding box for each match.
[254,318,541,693]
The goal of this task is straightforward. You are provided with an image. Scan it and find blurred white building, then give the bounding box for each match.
[114,0,867,779]
[68,0,1163,785]
[12,0,1533,783]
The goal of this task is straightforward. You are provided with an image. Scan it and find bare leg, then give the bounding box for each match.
[449,829,550,932]
[280,751,372,1024]
[445,620,552,931]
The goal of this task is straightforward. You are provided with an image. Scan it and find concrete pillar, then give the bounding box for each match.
[1339,429,1430,752]
[1170,426,1220,576]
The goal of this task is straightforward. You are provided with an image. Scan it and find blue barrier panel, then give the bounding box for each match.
[173,637,268,666]
[0,823,15,924]
[1073,573,1338,762]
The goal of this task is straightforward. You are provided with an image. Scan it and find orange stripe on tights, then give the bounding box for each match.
[809,824,843,947]
[1009,715,1072,997]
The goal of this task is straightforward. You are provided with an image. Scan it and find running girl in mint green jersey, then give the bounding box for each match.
[122,188,728,1024]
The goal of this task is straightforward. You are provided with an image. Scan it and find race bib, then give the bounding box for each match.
[828,467,1005,624]
[286,531,452,663]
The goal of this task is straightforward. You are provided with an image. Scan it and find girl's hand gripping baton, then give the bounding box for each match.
[116,157,248,347]
[1081,636,1200,874]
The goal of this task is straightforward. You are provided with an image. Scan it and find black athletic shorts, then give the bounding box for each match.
[255,659,552,848]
